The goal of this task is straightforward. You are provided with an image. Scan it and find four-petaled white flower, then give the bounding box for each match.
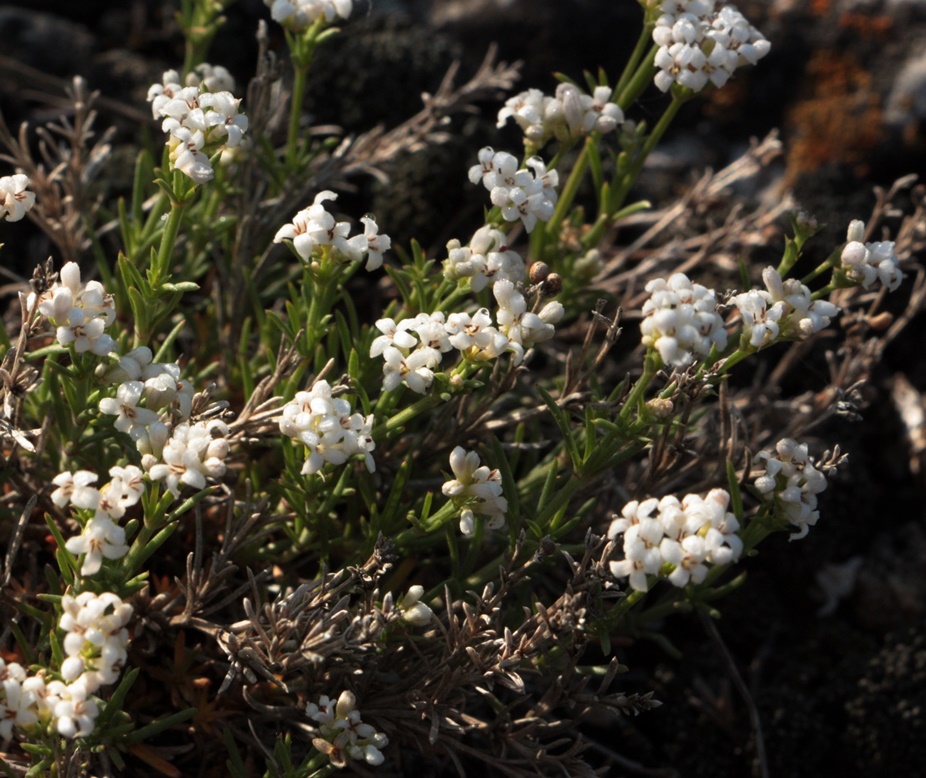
[0,173,36,222]
[274,191,391,269]
[442,446,507,536]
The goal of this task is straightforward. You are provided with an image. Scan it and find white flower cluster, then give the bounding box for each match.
[278,379,375,476]
[144,419,231,498]
[754,438,829,540]
[58,592,132,696]
[442,446,508,536]
[0,659,42,740]
[0,173,36,222]
[27,261,116,357]
[497,83,624,145]
[265,0,351,30]
[273,190,391,271]
[305,690,388,768]
[468,148,559,233]
[608,488,743,593]
[95,346,231,499]
[0,593,133,740]
[840,220,903,292]
[97,346,194,447]
[371,281,563,393]
[147,66,248,184]
[52,466,144,576]
[732,267,839,349]
[640,272,727,367]
[653,1,770,93]
[443,225,526,292]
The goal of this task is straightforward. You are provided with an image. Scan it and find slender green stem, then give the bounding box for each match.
[617,44,658,110]
[713,345,753,375]
[286,64,309,167]
[150,199,186,289]
[545,137,592,237]
[618,356,659,423]
[800,260,835,286]
[372,393,443,440]
[615,23,657,100]
[609,94,684,216]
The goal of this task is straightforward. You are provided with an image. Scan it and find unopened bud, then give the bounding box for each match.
[543,273,563,295]
[529,262,550,285]
[846,219,865,243]
[645,398,674,420]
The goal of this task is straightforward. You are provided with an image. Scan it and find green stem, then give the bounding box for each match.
[150,198,187,289]
[713,345,754,375]
[800,260,835,286]
[615,23,657,101]
[545,137,592,238]
[371,393,443,440]
[608,94,684,217]
[617,44,658,110]
[618,355,659,422]
[286,63,309,167]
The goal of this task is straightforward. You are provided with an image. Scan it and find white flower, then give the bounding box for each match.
[58,592,132,696]
[470,148,558,233]
[147,70,184,119]
[640,272,727,367]
[51,680,99,738]
[369,318,418,357]
[608,487,742,592]
[443,226,526,292]
[146,420,230,497]
[306,690,388,768]
[652,1,769,93]
[732,288,784,348]
[345,215,391,271]
[839,220,903,292]
[265,0,352,29]
[381,345,440,394]
[51,470,100,510]
[65,517,129,576]
[273,191,346,262]
[398,585,433,626]
[34,262,116,356]
[760,267,839,338]
[96,346,154,384]
[187,62,236,93]
[442,446,507,536]
[278,380,376,475]
[0,665,43,739]
[167,127,214,184]
[498,84,623,144]
[0,173,36,222]
[493,279,563,363]
[150,71,248,184]
[754,438,831,540]
[98,380,160,434]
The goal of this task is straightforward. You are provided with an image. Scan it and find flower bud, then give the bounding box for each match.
[543,273,563,295]
[529,262,550,285]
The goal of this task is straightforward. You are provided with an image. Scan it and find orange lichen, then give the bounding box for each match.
[839,12,893,40]
[784,49,883,184]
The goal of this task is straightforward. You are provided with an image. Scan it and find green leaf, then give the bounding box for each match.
[490,437,520,543]
[726,459,744,520]
[124,707,197,744]
[536,385,582,472]
[224,728,251,778]
[95,667,140,730]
